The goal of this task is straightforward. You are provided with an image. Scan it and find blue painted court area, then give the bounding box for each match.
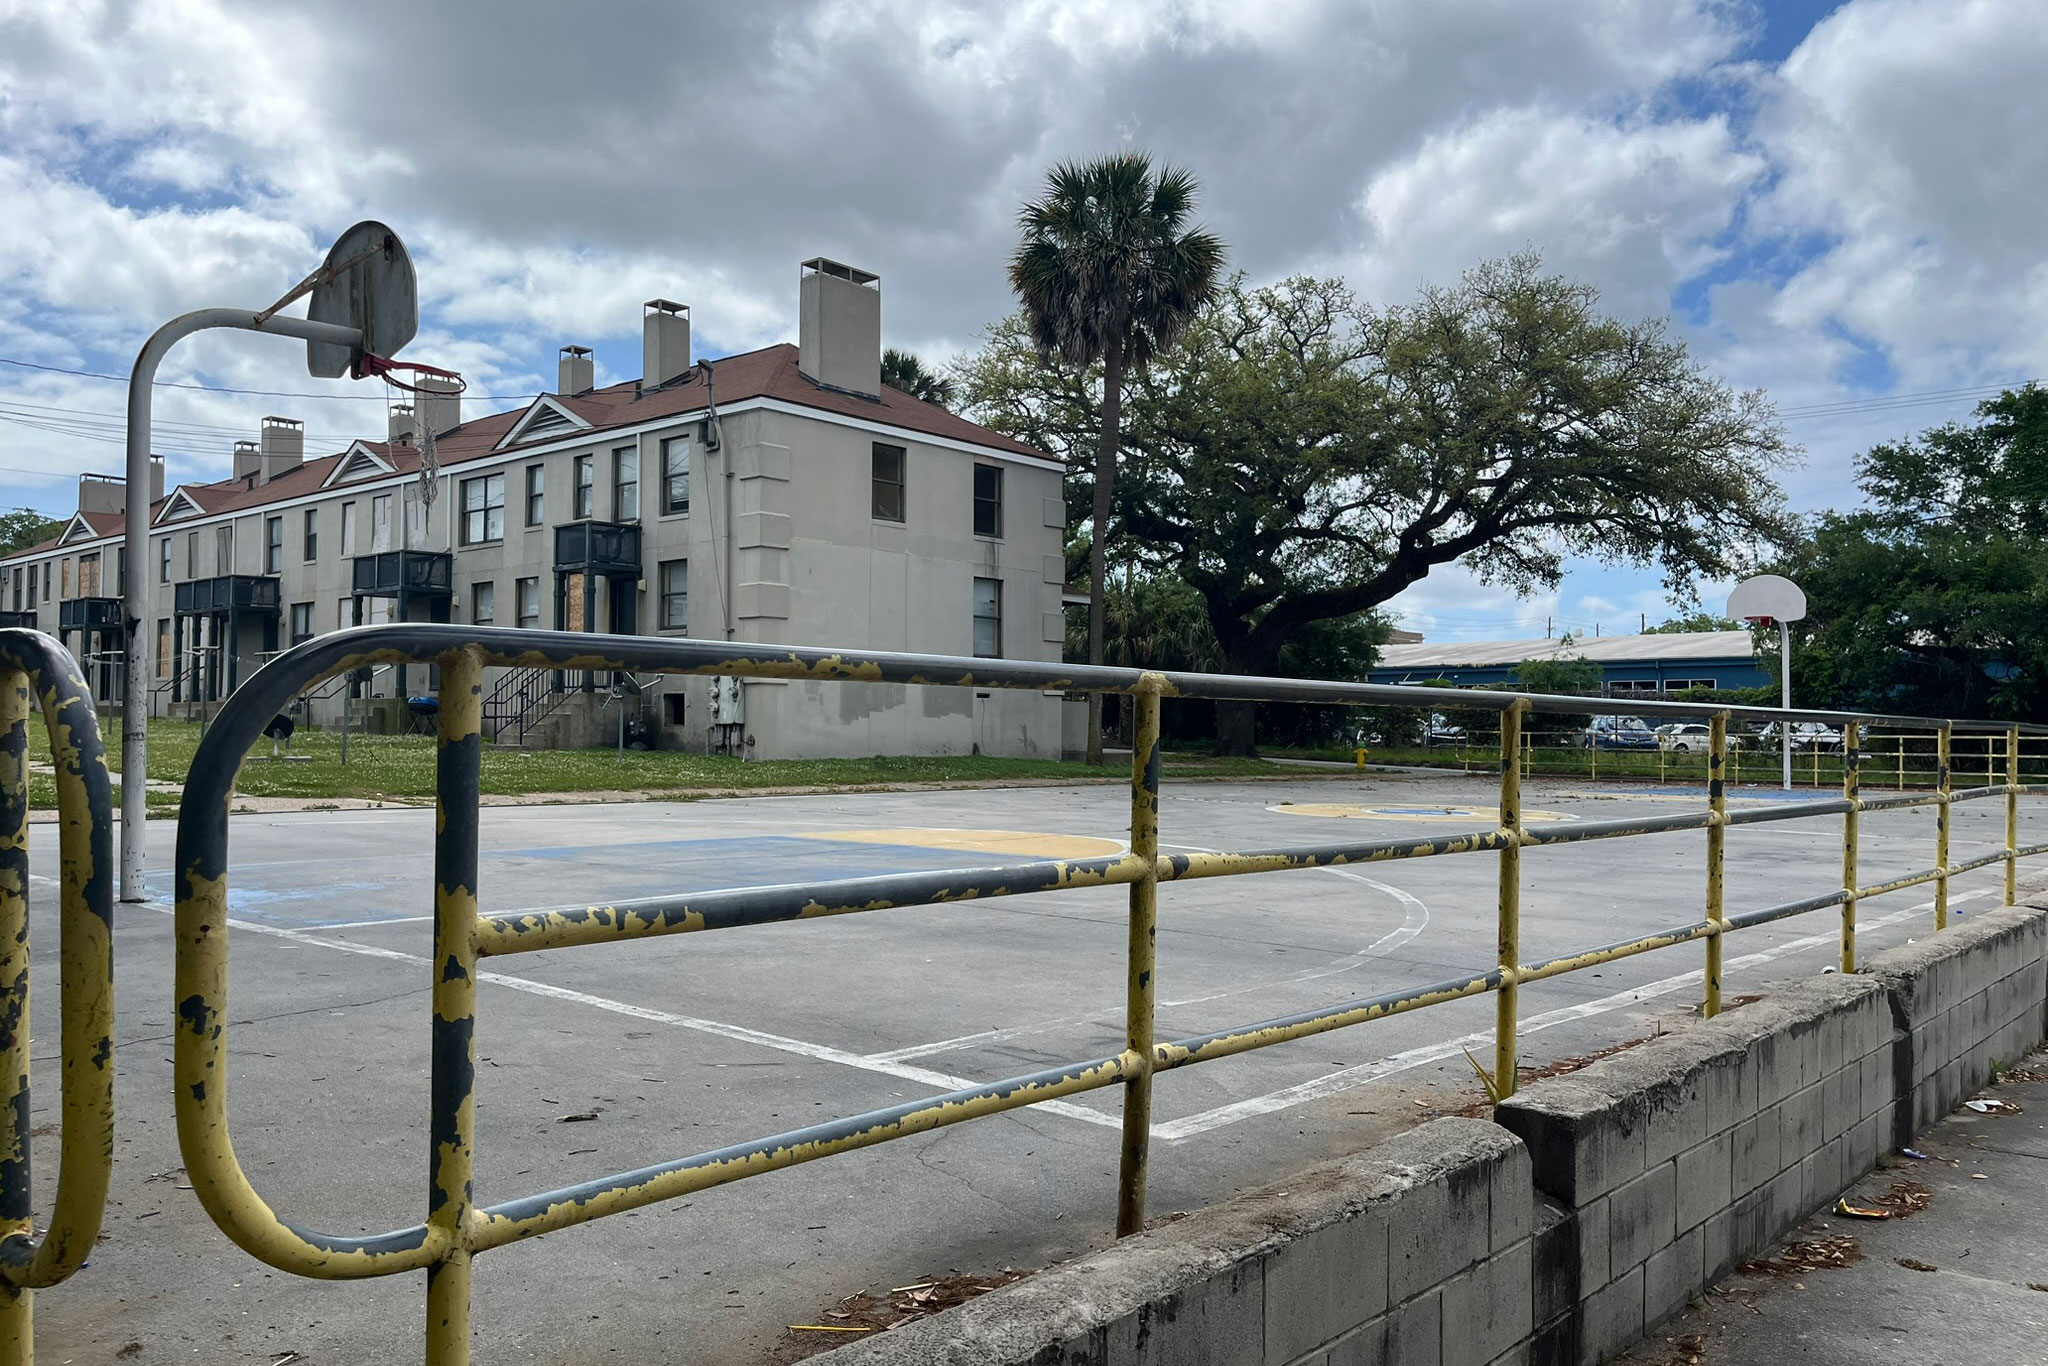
[141,832,1035,929]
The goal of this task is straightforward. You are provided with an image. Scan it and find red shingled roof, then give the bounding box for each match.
[7,344,1048,554]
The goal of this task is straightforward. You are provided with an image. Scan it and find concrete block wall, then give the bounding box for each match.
[1495,975,1895,1362]
[815,1117,1536,1366]
[816,898,2048,1366]
[1866,903,2048,1145]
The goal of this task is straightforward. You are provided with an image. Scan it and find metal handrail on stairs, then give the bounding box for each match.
[482,665,570,745]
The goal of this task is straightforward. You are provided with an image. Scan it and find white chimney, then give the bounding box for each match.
[417,375,461,438]
[798,259,881,399]
[559,345,594,395]
[233,439,261,482]
[388,403,418,446]
[642,300,691,389]
[74,457,162,514]
[257,416,304,484]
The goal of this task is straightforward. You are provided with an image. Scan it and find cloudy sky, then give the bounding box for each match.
[2,0,2043,640]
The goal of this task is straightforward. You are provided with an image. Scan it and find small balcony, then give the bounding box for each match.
[175,575,281,616]
[554,520,642,576]
[352,549,453,598]
[58,597,123,631]
[0,610,35,630]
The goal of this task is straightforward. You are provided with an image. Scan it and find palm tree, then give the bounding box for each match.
[1008,152,1224,763]
[881,347,956,408]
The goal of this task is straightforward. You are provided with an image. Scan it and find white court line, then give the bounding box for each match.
[1150,886,1999,1142]
[125,898,1124,1133]
[864,864,1429,1064]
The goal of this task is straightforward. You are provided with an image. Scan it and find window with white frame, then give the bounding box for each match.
[340,503,358,556]
[659,559,687,630]
[973,463,1002,538]
[288,601,314,646]
[614,445,639,521]
[159,536,171,583]
[972,577,1001,658]
[371,494,393,552]
[515,576,540,628]
[461,474,505,545]
[471,580,495,626]
[661,438,689,516]
[872,443,905,522]
[265,516,283,574]
[303,508,318,561]
[525,464,545,527]
[573,454,594,519]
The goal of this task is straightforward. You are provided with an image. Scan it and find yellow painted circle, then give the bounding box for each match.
[1269,803,1575,824]
[806,827,1127,858]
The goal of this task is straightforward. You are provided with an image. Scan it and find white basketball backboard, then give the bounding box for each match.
[1727,574,1806,625]
[306,221,417,379]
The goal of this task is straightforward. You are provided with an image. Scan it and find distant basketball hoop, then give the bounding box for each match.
[1728,575,1808,791]
[1727,574,1807,628]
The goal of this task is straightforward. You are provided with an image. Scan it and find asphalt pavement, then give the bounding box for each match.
[20,767,2039,1364]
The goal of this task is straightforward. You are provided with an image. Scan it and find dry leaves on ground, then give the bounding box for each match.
[778,1269,1031,1361]
[1739,1234,1862,1276]
[1874,1180,1933,1217]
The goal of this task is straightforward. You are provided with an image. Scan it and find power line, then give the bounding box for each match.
[0,354,537,402]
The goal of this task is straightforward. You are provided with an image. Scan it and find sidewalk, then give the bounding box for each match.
[1619,1047,2048,1365]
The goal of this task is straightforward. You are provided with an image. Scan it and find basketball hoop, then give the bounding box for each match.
[360,354,467,395]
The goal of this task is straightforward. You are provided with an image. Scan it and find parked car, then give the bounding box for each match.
[1754,721,1844,753]
[1657,722,1715,753]
[1581,716,1661,750]
[1422,713,1466,746]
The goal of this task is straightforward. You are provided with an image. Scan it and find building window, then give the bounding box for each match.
[614,445,640,521]
[340,503,358,556]
[186,531,198,578]
[661,438,690,516]
[116,547,127,595]
[77,553,99,596]
[515,577,540,628]
[159,537,171,583]
[27,564,38,604]
[525,464,545,527]
[972,577,1001,658]
[60,559,70,598]
[370,493,393,552]
[156,619,170,676]
[573,454,594,519]
[288,602,314,646]
[404,486,428,547]
[337,598,351,631]
[658,559,687,630]
[872,443,905,522]
[215,526,232,575]
[1665,678,1718,692]
[265,516,283,574]
[303,508,318,561]
[461,474,505,545]
[973,464,1002,538]
[471,580,496,626]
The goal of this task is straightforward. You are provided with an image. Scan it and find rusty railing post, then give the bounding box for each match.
[1495,700,1528,1098]
[426,647,483,1365]
[1115,677,1163,1237]
[1704,711,1728,1017]
[1841,721,1861,973]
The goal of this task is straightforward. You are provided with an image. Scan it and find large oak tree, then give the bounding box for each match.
[960,257,1795,753]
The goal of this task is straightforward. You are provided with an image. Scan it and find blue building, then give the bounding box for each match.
[1368,631,1769,695]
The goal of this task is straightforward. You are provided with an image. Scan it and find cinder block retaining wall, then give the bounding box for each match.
[818,900,2048,1366]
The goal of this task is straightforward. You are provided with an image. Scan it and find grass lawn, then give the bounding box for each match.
[96,720,1284,806]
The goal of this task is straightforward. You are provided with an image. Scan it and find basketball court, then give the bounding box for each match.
[26,767,2040,1363]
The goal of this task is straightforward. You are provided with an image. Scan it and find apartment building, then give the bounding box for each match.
[0,259,1071,759]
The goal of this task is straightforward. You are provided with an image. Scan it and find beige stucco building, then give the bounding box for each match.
[0,259,1072,759]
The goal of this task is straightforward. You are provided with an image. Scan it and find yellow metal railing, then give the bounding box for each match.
[0,631,116,1366]
[160,625,2048,1366]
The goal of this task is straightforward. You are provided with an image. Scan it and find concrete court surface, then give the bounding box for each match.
[20,766,2043,1365]
[1615,1049,2048,1365]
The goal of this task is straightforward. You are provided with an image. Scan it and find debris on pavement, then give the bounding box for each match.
[1963,1097,2021,1114]
[1872,1180,1933,1217]
[1897,1258,1938,1273]
[1739,1234,1863,1276]
[1900,1148,1929,1160]
[777,1268,1033,1362]
[1835,1198,1893,1219]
